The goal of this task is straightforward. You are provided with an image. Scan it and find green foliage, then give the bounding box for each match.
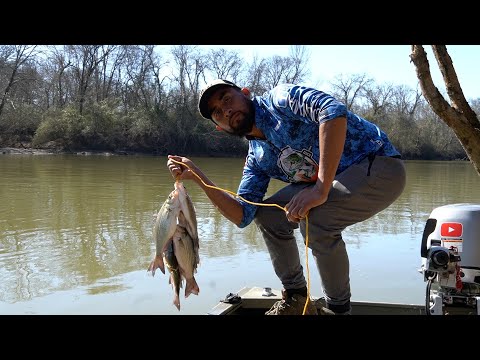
[124,108,162,151]
[32,106,82,149]
[0,103,42,146]
[34,100,129,150]
[81,100,122,149]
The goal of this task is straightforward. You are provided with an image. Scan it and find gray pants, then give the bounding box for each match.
[253,156,406,308]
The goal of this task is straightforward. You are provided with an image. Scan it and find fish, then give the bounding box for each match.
[148,180,200,310]
[175,181,200,265]
[148,185,182,276]
[163,240,182,310]
[173,213,200,298]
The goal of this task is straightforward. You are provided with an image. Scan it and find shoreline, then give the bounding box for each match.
[0,147,154,156]
[0,147,469,161]
[0,147,240,158]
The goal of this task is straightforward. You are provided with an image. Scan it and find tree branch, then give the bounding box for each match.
[410,45,463,128]
[431,45,479,127]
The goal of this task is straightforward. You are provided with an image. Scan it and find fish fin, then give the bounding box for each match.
[173,294,181,311]
[147,261,156,276]
[184,277,200,298]
[147,255,165,276]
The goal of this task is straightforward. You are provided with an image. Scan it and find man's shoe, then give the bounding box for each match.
[265,289,318,315]
[319,306,337,315]
[314,297,351,315]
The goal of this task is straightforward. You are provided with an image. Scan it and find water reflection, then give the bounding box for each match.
[1,155,479,313]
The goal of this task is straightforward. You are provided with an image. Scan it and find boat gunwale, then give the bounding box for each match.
[207,287,427,315]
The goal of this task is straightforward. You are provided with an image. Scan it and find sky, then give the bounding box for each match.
[196,45,480,100]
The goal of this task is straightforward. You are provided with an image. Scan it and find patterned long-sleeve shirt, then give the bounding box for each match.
[236,84,401,228]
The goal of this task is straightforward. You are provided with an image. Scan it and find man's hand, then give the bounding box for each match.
[167,155,198,181]
[284,117,346,223]
[284,183,329,223]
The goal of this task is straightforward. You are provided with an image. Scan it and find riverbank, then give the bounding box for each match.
[0,146,240,158]
[0,146,469,161]
[0,147,140,156]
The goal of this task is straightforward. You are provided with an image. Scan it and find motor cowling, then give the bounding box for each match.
[421,203,480,278]
[420,203,480,314]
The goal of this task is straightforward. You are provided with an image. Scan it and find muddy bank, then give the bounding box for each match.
[0,147,150,156]
[0,147,238,158]
[1,147,62,155]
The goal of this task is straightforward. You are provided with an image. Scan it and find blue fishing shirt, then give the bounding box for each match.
[236,84,401,228]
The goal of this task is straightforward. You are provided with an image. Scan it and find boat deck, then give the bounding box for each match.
[208,286,429,315]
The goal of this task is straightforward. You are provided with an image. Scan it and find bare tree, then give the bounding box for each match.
[329,73,373,111]
[170,45,209,108]
[261,45,311,90]
[122,45,159,111]
[0,45,39,117]
[286,45,311,83]
[390,84,423,120]
[206,48,244,82]
[94,45,126,102]
[244,54,267,96]
[410,45,480,175]
[263,55,293,89]
[65,45,116,114]
[170,45,210,146]
[45,46,72,108]
[362,82,395,118]
[147,46,170,114]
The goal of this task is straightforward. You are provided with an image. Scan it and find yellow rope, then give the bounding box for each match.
[170,158,313,315]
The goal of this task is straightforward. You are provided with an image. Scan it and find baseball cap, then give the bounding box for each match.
[198,79,240,120]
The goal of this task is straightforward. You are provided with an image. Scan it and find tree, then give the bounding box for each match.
[206,48,244,82]
[261,45,310,91]
[329,73,372,112]
[410,45,480,175]
[0,45,39,117]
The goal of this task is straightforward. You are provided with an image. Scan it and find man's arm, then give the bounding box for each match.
[315,116,347,198]
[190,166,245,226]
[284,117,347,222]
[167,155,244,226]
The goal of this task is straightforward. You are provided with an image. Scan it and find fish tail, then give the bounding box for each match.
[184,277,200,298]
[173,293,181,311]
[147,255,165,276]
[169,275,181,311]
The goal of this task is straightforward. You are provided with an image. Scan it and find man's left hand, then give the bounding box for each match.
[284,183,329,223]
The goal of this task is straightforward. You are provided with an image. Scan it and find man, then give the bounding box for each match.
[167,79,406,315]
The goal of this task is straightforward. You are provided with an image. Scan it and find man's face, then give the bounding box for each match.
[207,86,255,137]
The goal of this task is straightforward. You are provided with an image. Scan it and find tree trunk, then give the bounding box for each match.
[410,45,480,175]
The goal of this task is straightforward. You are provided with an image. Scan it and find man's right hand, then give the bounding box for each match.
[167,155,197,181]
[168,155,244,226]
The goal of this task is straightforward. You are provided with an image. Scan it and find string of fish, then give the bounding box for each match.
[170,158,313,316]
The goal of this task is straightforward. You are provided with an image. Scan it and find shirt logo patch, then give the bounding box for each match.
[277,146,318,182]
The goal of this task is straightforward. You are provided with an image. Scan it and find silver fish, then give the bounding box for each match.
[148,185,182,276]
[174,213,200,298]
[148,180,200,310]
[163,240,182,310]
[175,181,200,265]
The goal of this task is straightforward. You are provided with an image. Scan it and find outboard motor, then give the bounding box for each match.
[419,203,480,315]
